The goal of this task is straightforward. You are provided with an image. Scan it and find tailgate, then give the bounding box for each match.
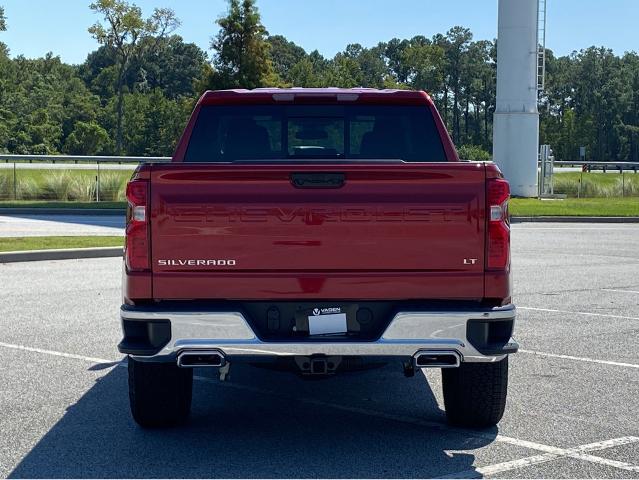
[150,163,486,300]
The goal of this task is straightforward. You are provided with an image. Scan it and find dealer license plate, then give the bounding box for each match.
[307,312,348,336]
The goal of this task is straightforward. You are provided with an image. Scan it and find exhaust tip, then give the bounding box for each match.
[414,350,461,369]
[177,350,225,368]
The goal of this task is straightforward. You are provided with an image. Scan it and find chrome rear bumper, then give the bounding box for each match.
[119,304,517,363]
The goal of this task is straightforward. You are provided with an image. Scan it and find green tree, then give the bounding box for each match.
[540,51,574,159]
[460,40,494,146]
[0,5,6,31]
[619,53,639,161]
[81,36,207,100]
[457,144,491,161]
[209,0,276,89]
[441,27,473,143]
[0,4,6,58]
[403,37,445,94]
[267,35,306,84]
[103,89,188,156]
[571,47,624,160]
[346,44,388,88]
[132,36,207,99]
[288,57,323,87]
[88,0,180,153]
[65,121,111,154]
[325,53,360,88]
[0,53,101,154]
[383,38,411,84]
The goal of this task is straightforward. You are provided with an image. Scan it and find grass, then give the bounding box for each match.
[0,236,124,252]
[510,198,639,217]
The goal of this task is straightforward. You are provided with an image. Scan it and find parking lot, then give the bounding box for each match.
[0,223,638,478]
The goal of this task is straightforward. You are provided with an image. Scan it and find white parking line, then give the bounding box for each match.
[572,452,639,473]
[519,349,639,369]
[512,227,639,230]
[519,306,639,321]
[443,452,560,478]
[2,340,638,477]
[0,341,117,365]
[602,288,639,294]
[444,436,639,478]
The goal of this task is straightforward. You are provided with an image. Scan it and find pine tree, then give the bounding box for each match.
[209,0,277,89]
[0,6,6,32]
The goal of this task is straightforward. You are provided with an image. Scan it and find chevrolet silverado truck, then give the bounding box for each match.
[119,88,517,428]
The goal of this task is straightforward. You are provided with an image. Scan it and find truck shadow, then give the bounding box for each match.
[10,363,496,478]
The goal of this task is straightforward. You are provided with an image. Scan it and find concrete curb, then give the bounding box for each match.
[511,216,639,223]
[0,247,123,263]
[0,208,125,216]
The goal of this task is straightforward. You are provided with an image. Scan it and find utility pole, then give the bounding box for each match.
[493,0,542,197]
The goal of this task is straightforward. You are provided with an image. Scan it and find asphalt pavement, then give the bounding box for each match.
[0,223,638,478]
[0,214,124,237]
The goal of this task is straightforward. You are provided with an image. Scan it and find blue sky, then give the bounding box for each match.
[1,0,638,64]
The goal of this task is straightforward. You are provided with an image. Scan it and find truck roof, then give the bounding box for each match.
[199,88,434,106]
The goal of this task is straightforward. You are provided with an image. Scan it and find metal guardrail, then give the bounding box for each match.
[553,161,639,172]
[539,159,639,198]
[1,154,638,202]
[0,154,171,163]
[0,154,170,202]
[2,154,637,168]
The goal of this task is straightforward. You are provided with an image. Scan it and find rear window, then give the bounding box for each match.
[184,105,447,162]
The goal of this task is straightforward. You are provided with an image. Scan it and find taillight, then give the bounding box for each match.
[125,179,150,272]
[486,178,510,270]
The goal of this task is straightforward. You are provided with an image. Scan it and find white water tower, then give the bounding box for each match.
[493,0,546,197]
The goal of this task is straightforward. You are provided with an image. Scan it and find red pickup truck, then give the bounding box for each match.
[119,88,517,428]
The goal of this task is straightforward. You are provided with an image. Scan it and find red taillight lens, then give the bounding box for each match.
[486,178,510,270]
[125,179,149,272]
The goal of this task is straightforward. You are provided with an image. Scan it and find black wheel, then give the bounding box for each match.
[442,356,509,428]
[128,357,193,428]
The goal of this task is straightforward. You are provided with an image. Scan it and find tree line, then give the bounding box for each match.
[0,0,637,161]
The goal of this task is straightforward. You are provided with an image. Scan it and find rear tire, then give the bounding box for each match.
[128,357,193,428]
[442,356,509,428]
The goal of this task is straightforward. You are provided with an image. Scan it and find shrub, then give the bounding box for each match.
[552,176,578,196]
[41,171,71,200]
[457,145,491,162]
[0,173,11,200]
[580,180,612,198]
[68,176,97,202]
[98,172,127,202]
[554,176,614,197]
[117,182,127,202]
[16,178,40,200]
[616,175,639,197]
[553,174,639,198]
